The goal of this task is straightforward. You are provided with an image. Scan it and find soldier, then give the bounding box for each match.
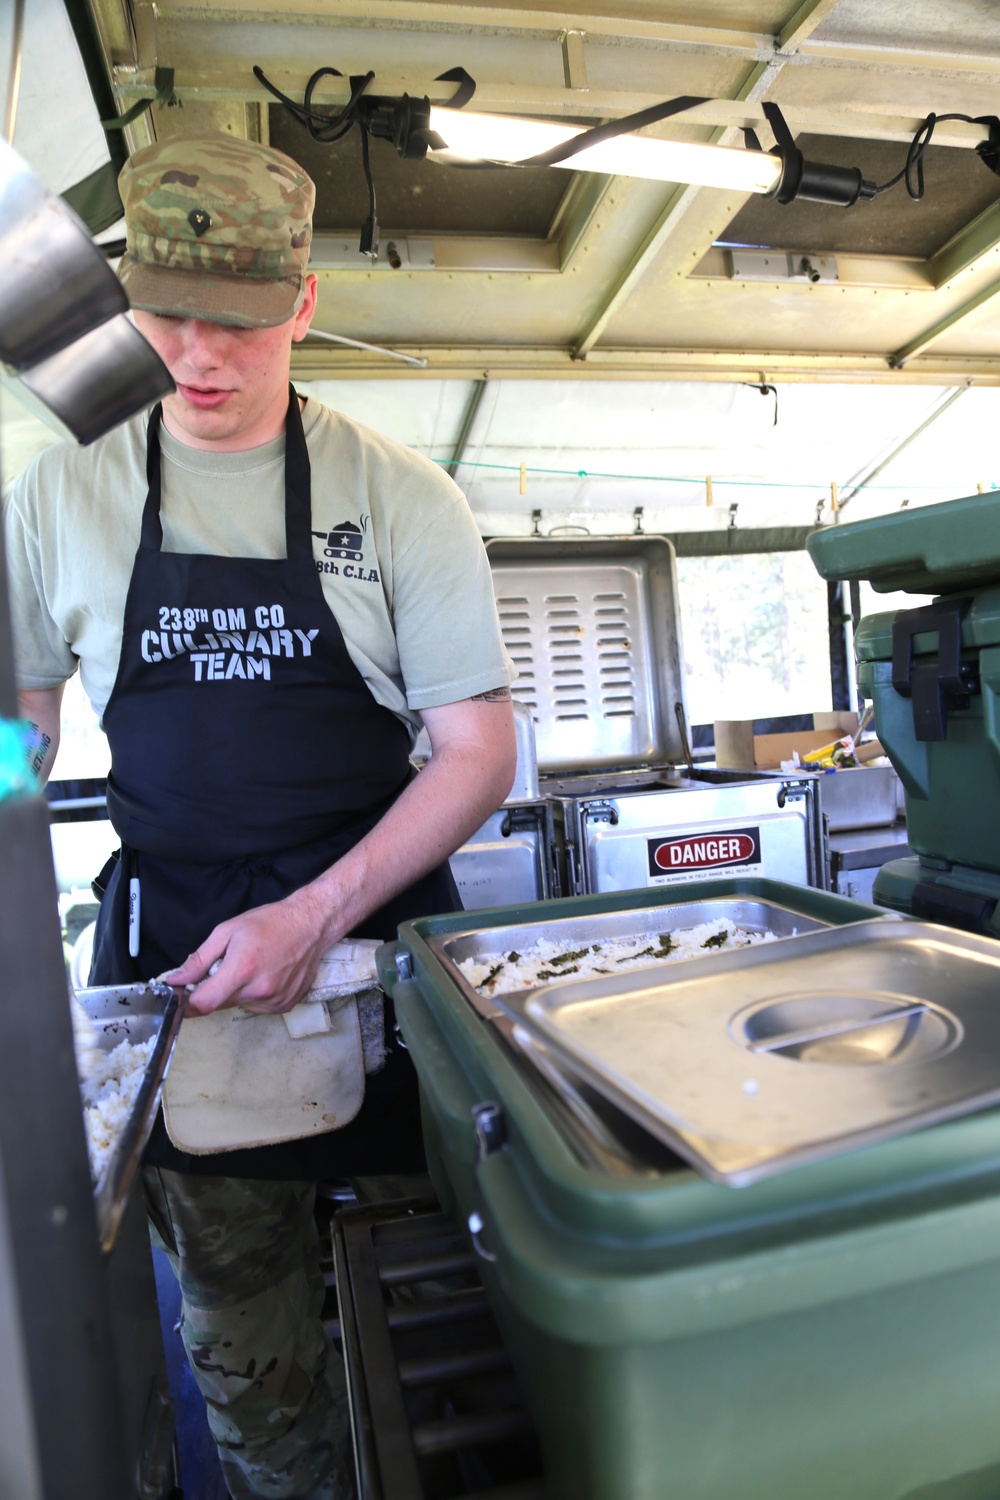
[5,130,516,1498]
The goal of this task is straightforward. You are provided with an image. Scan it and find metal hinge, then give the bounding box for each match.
[582,799,619,826]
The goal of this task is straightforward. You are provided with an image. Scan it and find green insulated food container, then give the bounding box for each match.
[808,497,1000,877]
[855,590,1000,873]
[807,492,1000,596]
[379,878,1000,1500]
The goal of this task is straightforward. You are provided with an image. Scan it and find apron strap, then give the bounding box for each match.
[283,386,314,562]
[138,389,313,560]
[139,404,165,551]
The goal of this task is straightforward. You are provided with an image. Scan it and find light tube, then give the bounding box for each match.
[426,107,782,194]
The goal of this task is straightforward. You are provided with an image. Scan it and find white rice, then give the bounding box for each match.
[456,917,774,997]
[73,1003,153,1183]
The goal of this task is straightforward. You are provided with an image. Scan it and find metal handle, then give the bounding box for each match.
[467,1210,498,1263]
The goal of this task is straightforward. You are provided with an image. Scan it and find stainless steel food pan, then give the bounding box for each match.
[487,536,686,773]
[427,895,830,1021]
[520,921,1000,1186]
[76,982,183,1253]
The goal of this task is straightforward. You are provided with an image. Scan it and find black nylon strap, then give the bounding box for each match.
[139,405,165,550]
[520,95,710,169]
[140,388,312,558]
[283,386,314,561]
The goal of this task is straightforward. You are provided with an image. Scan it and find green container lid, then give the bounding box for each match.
[807,492,1000,594]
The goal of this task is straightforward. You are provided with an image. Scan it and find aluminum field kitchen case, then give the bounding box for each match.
[380,878,1000,1500]
[483,536,819,901]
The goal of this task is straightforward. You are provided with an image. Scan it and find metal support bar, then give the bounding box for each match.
[777,0,843,55]
[339,1212,425,1500]
[891,279,1000,368]
[385,1285,492,1332]
[411,1407,536,1457]
[397,1344,511,1387]
[377,1248,477,1286]
[449,376,490,492]
[838,387,969,509]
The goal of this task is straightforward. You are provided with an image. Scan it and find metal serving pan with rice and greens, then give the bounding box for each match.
[72,980,183,1252]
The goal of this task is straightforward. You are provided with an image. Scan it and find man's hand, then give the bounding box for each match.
[162,882,334,1015]
[161,689,516,1015]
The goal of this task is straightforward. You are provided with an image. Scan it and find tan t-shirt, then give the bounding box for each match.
[3,397,514,741]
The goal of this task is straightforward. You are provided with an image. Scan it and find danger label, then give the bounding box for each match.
[647,827,762,886]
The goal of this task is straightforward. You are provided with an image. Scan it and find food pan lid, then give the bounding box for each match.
[517,920,1000,1186]
[487,536,687,773]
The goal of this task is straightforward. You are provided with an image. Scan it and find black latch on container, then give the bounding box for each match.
[472,1100,506,1160]
[891,597,978,741]
[912,880,997,934]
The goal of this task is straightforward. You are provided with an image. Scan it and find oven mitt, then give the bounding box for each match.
[282,939,382,1037]
[161,940,385,1152]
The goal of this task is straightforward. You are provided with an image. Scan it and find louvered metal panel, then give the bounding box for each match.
[488,537,686,773]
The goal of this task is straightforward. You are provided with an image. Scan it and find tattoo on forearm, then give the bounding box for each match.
[27,721,51,777]
[471,687,512,703]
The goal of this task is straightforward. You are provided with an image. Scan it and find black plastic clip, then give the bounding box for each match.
[472,1101,506,1161]
[890,597,977,742]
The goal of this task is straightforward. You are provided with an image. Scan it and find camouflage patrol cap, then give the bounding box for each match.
[118,130,315,328]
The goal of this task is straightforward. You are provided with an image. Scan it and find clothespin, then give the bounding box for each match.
[706,475,714,508]
[830,481,839,513]
[519,462,527,496]
[633,506,644,534]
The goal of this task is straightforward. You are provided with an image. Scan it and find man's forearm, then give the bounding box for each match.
[295,738,514,945]
[18,687,64,784]
[172,693,517,1013]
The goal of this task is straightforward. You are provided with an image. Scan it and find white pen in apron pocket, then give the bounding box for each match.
[128,849,140,957]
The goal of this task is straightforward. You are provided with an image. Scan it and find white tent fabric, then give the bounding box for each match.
[1,0,110,194]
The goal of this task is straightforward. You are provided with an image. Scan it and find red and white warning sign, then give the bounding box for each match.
[646,826,762,885]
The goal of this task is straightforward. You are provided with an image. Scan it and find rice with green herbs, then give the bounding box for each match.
[457,917,774,996]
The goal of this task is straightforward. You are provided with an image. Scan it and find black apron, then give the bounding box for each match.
[90,391,460,1178]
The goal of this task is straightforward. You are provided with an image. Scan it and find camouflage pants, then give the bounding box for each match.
[143,1167,353,1500]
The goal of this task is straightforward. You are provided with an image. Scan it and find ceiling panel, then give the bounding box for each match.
[53,0,1000,388]
[722,137,1000,257]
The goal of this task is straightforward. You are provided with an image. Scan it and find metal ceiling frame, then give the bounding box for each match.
[79,0,1000,385]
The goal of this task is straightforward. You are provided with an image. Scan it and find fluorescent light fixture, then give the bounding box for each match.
[253,64,882,260]
[426,107,783,195]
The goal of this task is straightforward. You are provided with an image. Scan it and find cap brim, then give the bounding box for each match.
[119,254,302,329]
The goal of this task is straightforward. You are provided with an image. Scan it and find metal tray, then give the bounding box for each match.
[428,895,831,1023]
[76,982,183,1253]
[486,536,686,773]
[519,920,1000,1187]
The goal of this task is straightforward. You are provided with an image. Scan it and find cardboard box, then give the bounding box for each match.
[714,715,860,770]
[752,730,847,769]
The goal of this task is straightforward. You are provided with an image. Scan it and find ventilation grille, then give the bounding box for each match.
[496,588,639,723]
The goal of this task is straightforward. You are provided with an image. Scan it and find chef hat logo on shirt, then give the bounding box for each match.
[312,516,367,561]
